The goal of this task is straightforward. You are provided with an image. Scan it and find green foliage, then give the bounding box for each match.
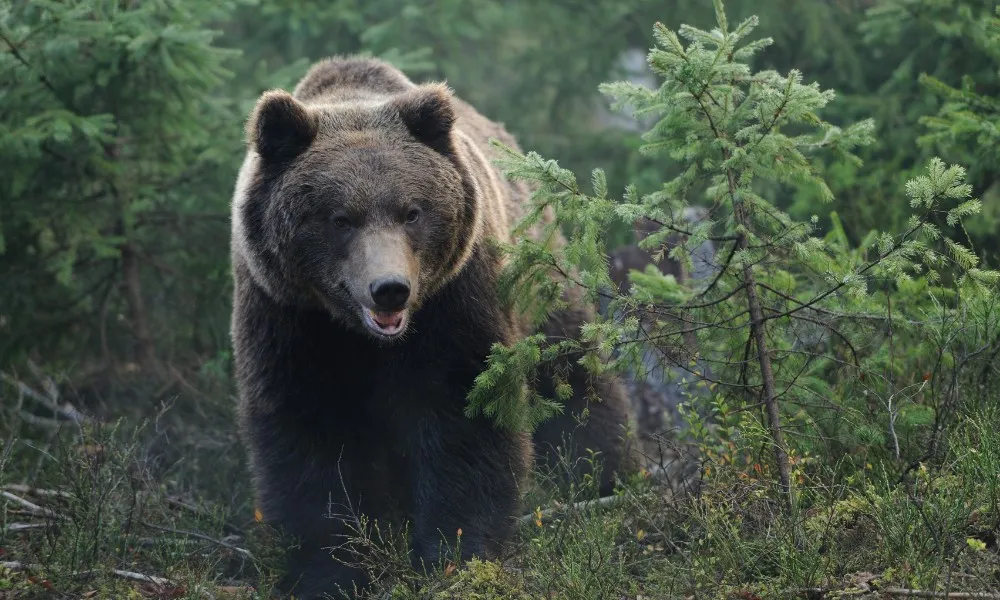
[0,0,242,372]
[823,0,1000,256]
[465,334,566,433]
[917,4,1000,243]
[474,0,1000,526]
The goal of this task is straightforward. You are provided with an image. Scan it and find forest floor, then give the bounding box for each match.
[1,368,999,599]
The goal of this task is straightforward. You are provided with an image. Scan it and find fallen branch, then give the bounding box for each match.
[110,569,173,586]
[2,363,90,426]
[1,491,62,518]
[882,588,1000,599]
[141,522,254,559]
[1,561,173,587]
[2,484,73,500]
[3,522,51,533]
[15,411,66,428]
[135,536,202,548]
[518,494,623,525]
[0,561,40,571]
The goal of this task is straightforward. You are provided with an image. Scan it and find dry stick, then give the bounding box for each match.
[882,589,1000,599]
[3,523,51,532]
[517,494,622,525]
[2,561,173,587]
[1,484,73,499]
[15,411,65,428]
[141,521,254,559]
[0,561,40,571]
[2,367,89,426]
[1,491,62,519]
[135,536,202,548]
[110,569,173,586]
[790,586,1000,600]
[25,360,59,406]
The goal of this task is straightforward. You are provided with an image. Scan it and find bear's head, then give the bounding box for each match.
[233,84,482,341]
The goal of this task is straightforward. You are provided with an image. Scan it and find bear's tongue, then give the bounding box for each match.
[371,310,404,329]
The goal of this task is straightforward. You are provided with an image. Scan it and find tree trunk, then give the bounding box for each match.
[727,168,795,514]
[121,241,160,376]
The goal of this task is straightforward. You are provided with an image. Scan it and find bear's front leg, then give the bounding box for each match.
[408,414,528,572]
[280,535,366,600]
[250,436,389,599]
[257,466,368,599]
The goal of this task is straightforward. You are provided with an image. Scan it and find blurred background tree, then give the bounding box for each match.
[0,0,242,386]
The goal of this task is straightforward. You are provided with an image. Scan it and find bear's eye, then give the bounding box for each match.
[405,208,421,224]
[332,216,352,230]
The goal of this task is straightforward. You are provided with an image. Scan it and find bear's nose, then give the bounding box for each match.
[369,276,411,311]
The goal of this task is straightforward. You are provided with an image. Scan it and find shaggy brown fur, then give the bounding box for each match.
[230,56,632,598]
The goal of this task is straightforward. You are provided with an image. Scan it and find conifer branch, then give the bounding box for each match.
[0,32,63,102]
[760,215,931,323]
[695,241,738,299]
[778,310,862,368]
[642,217,739,242]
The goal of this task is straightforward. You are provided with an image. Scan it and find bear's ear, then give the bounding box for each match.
[246,90,318,162]
[390,84,456,155]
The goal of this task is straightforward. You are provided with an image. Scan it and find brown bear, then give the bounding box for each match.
[230,56,632,598]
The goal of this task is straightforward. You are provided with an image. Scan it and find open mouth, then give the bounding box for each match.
[361,307,409,337]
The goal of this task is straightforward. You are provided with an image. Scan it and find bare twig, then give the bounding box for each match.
[2,561,174,587]
[3,522,51,532]
[694,240,737,299]
[141,521,254,560]
[110,569,173,586]
[25,361,58,404]
[2,363,90,426]
[882,588,1000,599]
[15,411,69,428]
[2,484,73,499]
[0,561,41,571]
[518,494,623,525]
[887,291,900,460]
[1,491,62,519]
[135,536,202,548]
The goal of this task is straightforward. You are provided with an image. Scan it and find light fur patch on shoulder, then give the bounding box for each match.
[231,153,281,300]
[455,130,508,241]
